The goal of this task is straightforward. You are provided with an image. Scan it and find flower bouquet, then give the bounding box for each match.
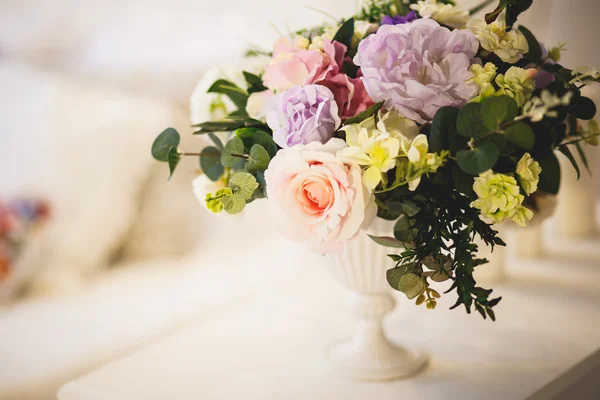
[151,0,598,378]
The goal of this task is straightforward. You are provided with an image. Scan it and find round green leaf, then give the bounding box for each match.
[481,96,518,131]
[221,193,246,214]
[456,102,487,138]
[245,144,271,173]
[200,146,224,181]
[504,122,534,150]
[569,97,596,120]
[456,141,500,175]
[151,128,180,162]
[167,147,181,180]
[398,273,425,300]
[430,106,460,152]
[537,152,561,195]
[235,128,278,158]
[221,137,246,167]
[229,172,259,200]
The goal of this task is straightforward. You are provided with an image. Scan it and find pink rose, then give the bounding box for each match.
[265,138,376,253]
[263,38,347,92]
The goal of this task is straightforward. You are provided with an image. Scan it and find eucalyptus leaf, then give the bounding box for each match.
[430,106,460,152]
[208,133,224,150]
[199,146,224,181]
[504,122,534,150]
[569,97,596,120]
[167,147,181,180]
[398,273,425,299]
[481,95,518,131]
[456,141,500,175]
[221,194,246,214]
[368,235,405,248]
[457,102,487,138]
[394,215,417,244]
[235,128,278,158]
[452,163,477,199]
[245,144,270,173]
[229,172,259,200]
[221,137,246,167]
[151,128,180,162]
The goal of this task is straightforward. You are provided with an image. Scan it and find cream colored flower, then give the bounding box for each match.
[308,26,339,51]
[516,153,542,195]
[467,17,528,63]
[471,171,530,225]
[410,0,469,29]
[246,90,274,121]
[495,67,538,107]
[467,63,498,102]
[511,205,534,227]
[399,134,445,191]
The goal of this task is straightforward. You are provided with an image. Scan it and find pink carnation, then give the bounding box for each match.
[354,19,479,123]
[265,138,376,253]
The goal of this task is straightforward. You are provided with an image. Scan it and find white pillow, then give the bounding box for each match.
[0,61,188,297]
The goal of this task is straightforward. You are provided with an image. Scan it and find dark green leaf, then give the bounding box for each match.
[569,97,596,120]
[193,117,267,134]
[152,128,180,162]
[504,122,534,150]
[332,18,355,48]
[452,164,477,199]
[221,137,245,167]
[235,128,278,158]
[485,0,509,24]
[208,133,224,150]
[457,102,488,138]
[430,106,460,152]
[245,144,270,173]
[537,152,561,194]
[167,147,181,179]
[243,71,268,94]
[574,142,591,175]
[557,146,580,180]
[401,201,421,217]
[394,215,417,244]
[343,101,384,125]
[368,235,405,248]
[518,26,542,63]
[207,79,248,110]
[481,95,519,131]
[486,307,496,321]
[199,146,224,181]
[456,141,500,175]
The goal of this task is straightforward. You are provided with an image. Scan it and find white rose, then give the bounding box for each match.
[246,90,275,121]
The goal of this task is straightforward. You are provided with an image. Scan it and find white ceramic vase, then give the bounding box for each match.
[325,218,428,381]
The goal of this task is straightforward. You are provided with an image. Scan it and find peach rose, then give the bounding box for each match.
[265,138,376,253]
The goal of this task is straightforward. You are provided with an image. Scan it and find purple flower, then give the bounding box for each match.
[266,84,341,148]
[382,11,417,26]
[354,19,479,123]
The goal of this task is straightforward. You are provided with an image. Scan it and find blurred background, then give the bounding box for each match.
[0,0,598,399]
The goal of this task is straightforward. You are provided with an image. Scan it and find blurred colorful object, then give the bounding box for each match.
[0,199,51,283]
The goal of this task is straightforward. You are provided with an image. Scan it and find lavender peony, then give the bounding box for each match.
[267,84,341,148]
[354,19,479,123]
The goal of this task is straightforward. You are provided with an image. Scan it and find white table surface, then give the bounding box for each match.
[57,229,600,400]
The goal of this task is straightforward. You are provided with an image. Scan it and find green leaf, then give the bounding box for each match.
[193,117,267,134]
[394,215,417,244]
[574,142,592,175]
[401,201,421,217]
[457,102,488,138]
[243,71,268,94]
[221,137,246,167]
[343,101,384,125]
[456,141,500,175]
[569,97,597,120]
[235,128,278,158]
[452,164,477,199]
[229,172,259,200]
[151,128,180,162]
[221,194,246,214]
[485,0,509,24]
[386,263,420,291]
[207,79,248,110]
[208,133,224,150]
[557,146,580,180]
[200,146,224,181]
[368,235,405,248]
[486,307,496,321]
[332,18,354,48]
[505,0,533,28]
[518,26,542,63]
[481,95,518,131]
[167,147,181,179]
[245,144,270,173]
[504,122,534,150]
[430,106,460,152]
[398,273,425,300]
[537,152,561,194]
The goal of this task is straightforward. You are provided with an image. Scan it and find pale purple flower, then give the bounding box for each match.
[266,84,341,148]
[382,11,418,25]
[354,19,479,123]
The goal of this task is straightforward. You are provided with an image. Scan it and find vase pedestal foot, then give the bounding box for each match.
[325,324,429,381]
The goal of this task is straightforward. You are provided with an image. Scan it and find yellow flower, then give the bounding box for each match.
[467,17,528,63]
[511,205,534,227]
[471,171,529,225]
[467,63,498,102]
[399,134,445,191]
[339,111,421,190]
[516,153,542,195]
[495,67,538,107]
[410,0,469,29]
